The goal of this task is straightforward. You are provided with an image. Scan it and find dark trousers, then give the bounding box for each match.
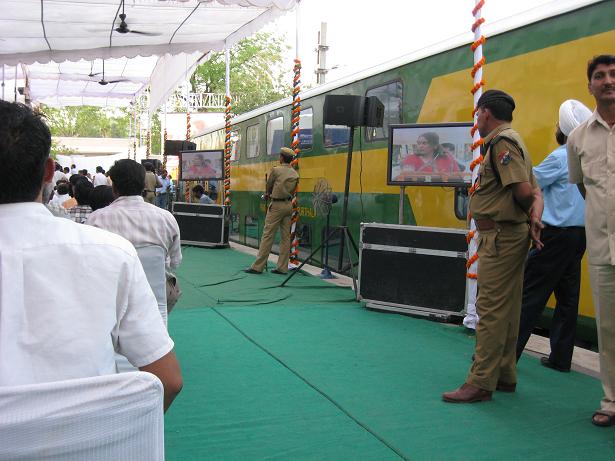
[515,226,586,368]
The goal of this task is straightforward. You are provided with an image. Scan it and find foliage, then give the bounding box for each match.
[42,105,130,138]
[151,110,161,155]
[191,32,291,114]
[50,139,78,158]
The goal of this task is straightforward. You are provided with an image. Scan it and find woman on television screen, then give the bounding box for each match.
[398,132,461,182]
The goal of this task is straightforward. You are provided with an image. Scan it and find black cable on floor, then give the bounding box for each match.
[210,306,410,461]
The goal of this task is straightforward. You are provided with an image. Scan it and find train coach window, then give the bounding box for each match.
[267,116,284,155]
[365,81,403,141]
[299,107,313,150]
[246,124,259,158]
[324,124,350,147]
[454,186,469,221]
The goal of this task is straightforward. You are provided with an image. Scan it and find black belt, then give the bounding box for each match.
[271,197,292,201]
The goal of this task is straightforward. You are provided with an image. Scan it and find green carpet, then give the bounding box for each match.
[165,246,615,460]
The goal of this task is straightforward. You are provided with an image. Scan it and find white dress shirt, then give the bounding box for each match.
[93,172,108,187]
[0,202,174,386]
[568,110,615,265]
[87,195,182,270]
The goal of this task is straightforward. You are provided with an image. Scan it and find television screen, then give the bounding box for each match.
[388,123,474,186]
[179,150,224,181]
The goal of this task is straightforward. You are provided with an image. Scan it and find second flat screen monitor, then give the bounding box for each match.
[179,150,224,181]
[388,123,473,187]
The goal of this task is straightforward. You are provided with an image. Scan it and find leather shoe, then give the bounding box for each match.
[496,381,516,393]
[271,269,287,274]
[541,357,570,372]
[442,383,492,403]
[243,268,262,274]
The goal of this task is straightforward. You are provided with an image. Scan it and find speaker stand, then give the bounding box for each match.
[280,126,359,297]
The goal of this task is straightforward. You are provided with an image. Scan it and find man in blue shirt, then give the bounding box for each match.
[155,169,172,210]
[516,100,592,371]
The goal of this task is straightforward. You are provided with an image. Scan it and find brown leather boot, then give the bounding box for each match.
[442,383,492,403]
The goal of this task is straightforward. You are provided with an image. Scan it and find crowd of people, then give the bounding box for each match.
[0,53,613,435]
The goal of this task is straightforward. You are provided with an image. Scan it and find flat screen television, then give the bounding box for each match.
[387,123,474,187]
[179,150,224,181]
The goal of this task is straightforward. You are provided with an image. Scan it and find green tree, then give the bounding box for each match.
[42,105,130,138]
[191,32,291,114]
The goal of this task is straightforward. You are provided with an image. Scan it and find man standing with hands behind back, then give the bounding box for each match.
[245,147,299,275]
[443,89,544,403]
[567,54,615,427]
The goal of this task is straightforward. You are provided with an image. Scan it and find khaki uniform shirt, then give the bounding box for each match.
[267,164,299,199]
[470,124,537,223]
[144,172,158,193]
[568,110,615,265]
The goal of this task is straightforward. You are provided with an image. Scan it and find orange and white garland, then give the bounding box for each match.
[464,0,486,328]
[224,96,232,205]
[289,58,302,267]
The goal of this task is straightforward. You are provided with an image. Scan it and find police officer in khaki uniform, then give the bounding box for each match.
[245,147,299,274]
[443,90,544,403]
[143,162,160,204]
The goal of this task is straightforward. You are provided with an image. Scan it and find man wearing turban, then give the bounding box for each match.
[516,100,592,372]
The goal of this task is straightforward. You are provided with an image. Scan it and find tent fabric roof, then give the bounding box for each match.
[0,0,296,108]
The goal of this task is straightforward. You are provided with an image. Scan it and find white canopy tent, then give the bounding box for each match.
[0,0,297,109]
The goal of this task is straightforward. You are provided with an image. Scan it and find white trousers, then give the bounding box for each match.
[589,264,615,414]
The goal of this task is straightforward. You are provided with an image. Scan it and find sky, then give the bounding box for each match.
[264,0,592,88]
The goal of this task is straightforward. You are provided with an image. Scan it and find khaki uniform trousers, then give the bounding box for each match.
[144,191,156,204]
[251,200,293,273]
[589,264,615,414]
[467,222,529,391]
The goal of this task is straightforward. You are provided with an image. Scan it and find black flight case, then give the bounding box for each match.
[172,202,230,248]
[358,223,468,322]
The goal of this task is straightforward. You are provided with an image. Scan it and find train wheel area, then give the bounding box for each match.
[164,245,612,460]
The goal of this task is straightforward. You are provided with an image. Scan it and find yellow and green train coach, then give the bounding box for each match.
[193,0,615,345]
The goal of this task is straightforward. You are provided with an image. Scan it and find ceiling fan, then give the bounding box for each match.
[97,60,130,86]
[113,0,162,36]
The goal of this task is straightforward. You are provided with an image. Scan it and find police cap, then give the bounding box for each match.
[279,147,295,162]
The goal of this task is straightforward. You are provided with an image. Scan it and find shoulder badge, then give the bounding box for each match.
[498,150,512,165]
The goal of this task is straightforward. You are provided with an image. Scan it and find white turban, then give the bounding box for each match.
[559,99,592,136]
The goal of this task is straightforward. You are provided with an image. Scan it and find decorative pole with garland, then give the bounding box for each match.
[224,49,232,206]
[288,3,303,268]
[464,0,486,330]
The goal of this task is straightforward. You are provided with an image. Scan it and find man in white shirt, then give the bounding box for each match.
[568,54,615,427]
[87,159,182,308]
[93,165,108,186]
[0,101,182,412]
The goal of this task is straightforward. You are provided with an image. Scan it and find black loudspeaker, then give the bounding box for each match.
[164,140,196,156]
[323,95,365,127]
[365,96,385,127]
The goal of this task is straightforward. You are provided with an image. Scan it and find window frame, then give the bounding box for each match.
[364,79,404,142]
[298,106,314,151]
[246,123,260,159]
[266,115,285,156]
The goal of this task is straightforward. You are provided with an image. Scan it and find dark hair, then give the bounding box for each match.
[144,162,154,172]
[192,184,205,195]
[280,152,293,164]
[109,159,145,196]
[482,100,513,122]
[55,162,62,171]
[74,179,93,205]
[96,166,103,173]
[587,54,615,81]
[82,169,88,175]
[0,102,51,203]
[89,185,116,211]
[56,182,70,195]
[63,167,70,173]
[441,142,455,152]
[71,164,76,168]
[555,126,567,146]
